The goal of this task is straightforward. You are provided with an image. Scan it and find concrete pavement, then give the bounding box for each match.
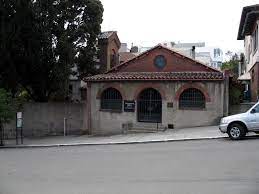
[2,125,257,148]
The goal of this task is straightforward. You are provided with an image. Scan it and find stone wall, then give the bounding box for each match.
[4,102,87,138]
[88,80,225,135]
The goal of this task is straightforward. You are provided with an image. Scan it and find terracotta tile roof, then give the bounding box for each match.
[83,72,224,82]
[119,52,137,63]
[98,31,121,48]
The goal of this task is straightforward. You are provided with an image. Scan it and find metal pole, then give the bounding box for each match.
[0,121,4,146]
[20,126,23,144]
[63,117,66,136]
[16,116,18,145]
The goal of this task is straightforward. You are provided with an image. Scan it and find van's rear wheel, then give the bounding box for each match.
[228,123,246,140]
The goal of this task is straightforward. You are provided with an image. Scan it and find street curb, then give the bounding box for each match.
[0,136,230,149]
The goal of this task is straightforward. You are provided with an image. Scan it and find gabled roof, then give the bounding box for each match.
[98,31,115,39]
[107,44,221,73]
[119,52,137,63]
[83,44,224,83]
[237,4,259,40]
[98,31,121,48]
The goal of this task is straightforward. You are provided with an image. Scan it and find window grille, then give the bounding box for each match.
[137,88,162,123]
[179,88,205,109]
[101,88,122,110]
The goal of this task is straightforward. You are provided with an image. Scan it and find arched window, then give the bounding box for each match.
[179,88,205,109]
[110,49,117,68]
[101,88,122,111]
[137,88,162,122]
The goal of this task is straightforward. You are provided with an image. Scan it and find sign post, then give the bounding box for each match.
[0,121,4,146]
[63,117,67,137]
[16,112,23,144]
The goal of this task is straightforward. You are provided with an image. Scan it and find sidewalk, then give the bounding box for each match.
[1,126,257,148]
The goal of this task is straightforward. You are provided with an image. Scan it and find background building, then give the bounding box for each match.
[162,42,224,69]
[69,31,121,101]
[237,4,259,102]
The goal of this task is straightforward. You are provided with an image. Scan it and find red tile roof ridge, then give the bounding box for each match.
[83,71,224,82]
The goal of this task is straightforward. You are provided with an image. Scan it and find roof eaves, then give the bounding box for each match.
[83,72,224,82]
[98,31,115,39]
[237,4,259,40]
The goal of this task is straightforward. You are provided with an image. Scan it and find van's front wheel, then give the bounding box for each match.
[228,123,246,140]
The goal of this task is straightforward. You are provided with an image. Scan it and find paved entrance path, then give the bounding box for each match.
[2,126,257,148]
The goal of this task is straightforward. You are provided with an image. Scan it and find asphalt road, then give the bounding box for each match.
[1,137,259,194]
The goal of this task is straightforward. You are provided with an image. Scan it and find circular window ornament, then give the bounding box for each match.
[154,55,166,69]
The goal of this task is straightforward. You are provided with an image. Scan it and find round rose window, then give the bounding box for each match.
[154,55,166,69]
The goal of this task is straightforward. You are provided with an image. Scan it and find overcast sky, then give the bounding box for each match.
[100,0,259,53]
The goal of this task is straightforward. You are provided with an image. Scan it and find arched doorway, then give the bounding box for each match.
[137,88,162,123]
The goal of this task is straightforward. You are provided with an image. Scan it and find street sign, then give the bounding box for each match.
[17,112,22,119]
[16,112,23,128]
[16,112,23,144]
[17,119,22,128]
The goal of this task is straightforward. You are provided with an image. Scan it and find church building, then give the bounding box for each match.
[84,44,228,135]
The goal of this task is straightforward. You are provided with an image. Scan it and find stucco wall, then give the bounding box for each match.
[4,102,87,138]
[88,81,225,135]
[69,80,82,101]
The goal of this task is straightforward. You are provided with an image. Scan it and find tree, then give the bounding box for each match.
[0,0,103,102]
[221,53,239,75]
[0,89,15,145]
[221,53,244,105]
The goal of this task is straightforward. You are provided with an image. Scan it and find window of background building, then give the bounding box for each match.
[247,44,251,63]
[110,49,117,68]
[214,48,221,58]
[253,25,258,53]
[252,69,255,82]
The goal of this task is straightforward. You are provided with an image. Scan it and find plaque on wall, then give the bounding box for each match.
[167,102,174,108]
[124,100,135,112]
